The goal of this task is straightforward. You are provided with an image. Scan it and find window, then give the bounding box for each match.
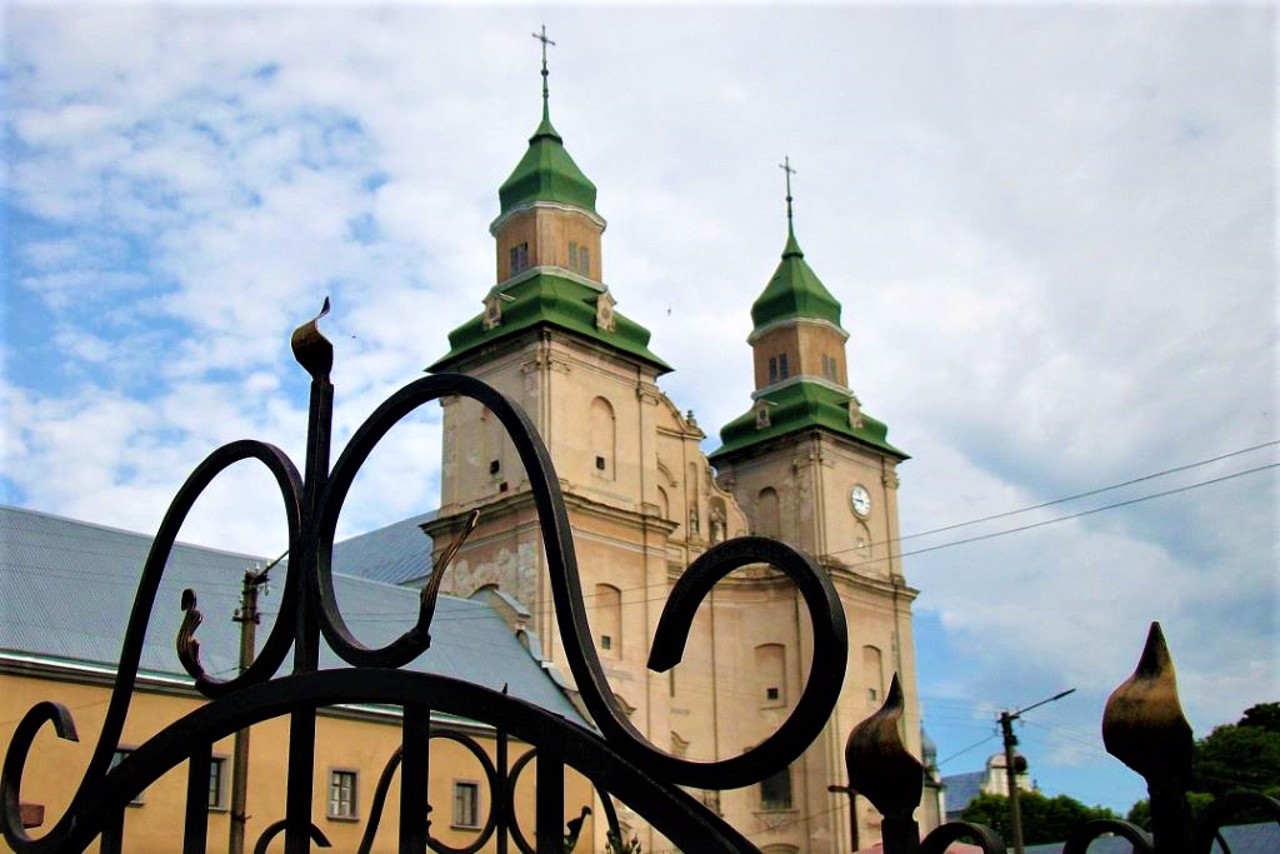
[509,242,529,275]
[760,767,793,811]
[209,757,228,810]
[755,643,786,707]
[453,781,480,828]
[567,242,591,276]
[590,397,616,479]
[863,645,884,707]
[110,749,146,805]
[822,353,839,382]
[768,357,778,383]
[756,488,780,539]
[778,353,789,380]
[328,769,358,820]
[595,583,622,658]
[489,459,500,475]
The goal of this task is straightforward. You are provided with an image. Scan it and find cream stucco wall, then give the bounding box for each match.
[1,666,594,853]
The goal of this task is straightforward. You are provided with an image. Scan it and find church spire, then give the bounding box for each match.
[751,158,840,329]
[533,25,557,137]
[497,26,597,215]
[780,155,803,258]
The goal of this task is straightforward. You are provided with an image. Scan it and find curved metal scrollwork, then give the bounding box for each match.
[1,301,848,854]
[251,819,331,854]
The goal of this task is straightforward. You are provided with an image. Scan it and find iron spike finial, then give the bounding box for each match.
[845,673,924,819]
[1102,621,1193,783]
[291,297,333,380]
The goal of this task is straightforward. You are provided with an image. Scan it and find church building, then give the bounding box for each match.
[421,41,925,853]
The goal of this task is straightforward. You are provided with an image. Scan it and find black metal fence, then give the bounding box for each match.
[2,303,1275,853]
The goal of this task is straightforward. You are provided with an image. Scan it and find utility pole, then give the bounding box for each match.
[228,552,286,854]
[998,688,1075,854]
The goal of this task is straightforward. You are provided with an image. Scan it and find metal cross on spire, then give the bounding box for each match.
[533,25,556,107]
[779,156,797,224]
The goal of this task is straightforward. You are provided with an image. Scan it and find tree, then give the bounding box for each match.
[1192,702,1280,800]
[1126,702,1280,827]
[961,792,1117,845]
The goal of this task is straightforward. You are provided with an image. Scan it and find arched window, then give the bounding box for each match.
[482,407,505,490]
[862,645,884,705]
[595,583,622,658]
[755,643,786,707]
[590,397,616,479]
[656,486,670,523]
[854,521,873,565]
[757,487,780,538]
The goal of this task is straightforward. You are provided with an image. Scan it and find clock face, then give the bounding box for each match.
[850,484,872,517]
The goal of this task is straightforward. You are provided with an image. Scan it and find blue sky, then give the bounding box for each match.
[3,2,1276,821]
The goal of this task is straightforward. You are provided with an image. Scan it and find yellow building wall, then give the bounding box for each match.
[1,668,595,853]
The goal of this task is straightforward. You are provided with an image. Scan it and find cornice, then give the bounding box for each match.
[747,315,848,345]
[489,200,608,236]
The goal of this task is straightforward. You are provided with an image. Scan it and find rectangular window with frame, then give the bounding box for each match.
[453,781,480,828]
[579,247,590,276]
[760,766,793,811]
[110,748,146,805]
[778,354,789,380]
[208,756,228,810]
[509,242,529,275]
[768,357,778,383]
[328,769,358,820]
[569,242,579,270]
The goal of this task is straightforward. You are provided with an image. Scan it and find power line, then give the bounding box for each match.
[894,462,1276,562]
[896,440,1278,545]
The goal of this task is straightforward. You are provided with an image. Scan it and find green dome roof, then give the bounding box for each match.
[750,227,842,329]
[710,379,906,463]
[498,107,598,215]
[428,272,668,375]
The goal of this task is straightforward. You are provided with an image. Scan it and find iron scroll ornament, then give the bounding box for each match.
[1,300,849,852]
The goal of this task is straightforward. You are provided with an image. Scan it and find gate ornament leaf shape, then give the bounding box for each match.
[176,588,205,681]
[409,509,480,648]
[1102,621,1195,853]
[845,673,922,819]
[291,296,333,380]
[1102,621,1193,784]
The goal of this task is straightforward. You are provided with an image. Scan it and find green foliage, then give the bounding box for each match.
[1192,703,1280,800]
[961,792,1116,845]
[605,830,643,854]
[1126,702,1280,826]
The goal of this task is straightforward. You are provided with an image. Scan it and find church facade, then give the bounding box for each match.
[421,52,925,854]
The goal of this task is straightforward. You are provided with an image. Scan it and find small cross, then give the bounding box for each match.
[779,156,797,220]
[779,156,796,199]
[532,25,556,75]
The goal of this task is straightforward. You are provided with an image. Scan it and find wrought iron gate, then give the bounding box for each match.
[2,303,1276,853]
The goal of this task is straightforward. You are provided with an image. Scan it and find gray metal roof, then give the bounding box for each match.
[942,770,985,818]
[1025,822,1278,854]
[332,510,437,587]
[0,505,584,725]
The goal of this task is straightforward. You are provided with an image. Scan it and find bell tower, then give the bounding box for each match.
[709,160,922,850]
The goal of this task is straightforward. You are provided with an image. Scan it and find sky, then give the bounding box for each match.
[3,0,1276,821]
